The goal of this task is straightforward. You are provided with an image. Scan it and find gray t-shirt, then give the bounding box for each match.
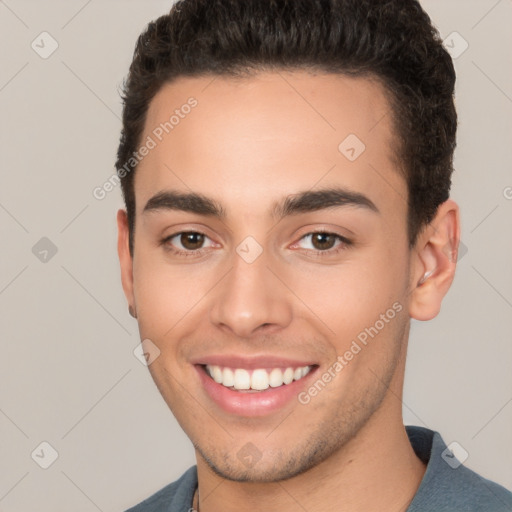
[125,426,512,511]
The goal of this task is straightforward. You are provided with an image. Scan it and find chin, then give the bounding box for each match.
[196,438,334,483]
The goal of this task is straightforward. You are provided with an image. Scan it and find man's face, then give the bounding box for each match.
[122,71,415,481]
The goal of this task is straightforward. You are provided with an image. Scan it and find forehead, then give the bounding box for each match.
[134,70,407,224]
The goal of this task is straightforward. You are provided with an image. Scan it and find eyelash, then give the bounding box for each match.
[160,230,353,258]
[160,232,216,258]
[290,231,353,257]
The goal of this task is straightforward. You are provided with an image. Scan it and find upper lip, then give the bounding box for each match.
[191,354,316,369]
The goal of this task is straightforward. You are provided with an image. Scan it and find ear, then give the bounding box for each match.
[408,199,461,321]
[117,209,136,315]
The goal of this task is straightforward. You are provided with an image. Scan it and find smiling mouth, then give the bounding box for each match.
[203,364,315,392]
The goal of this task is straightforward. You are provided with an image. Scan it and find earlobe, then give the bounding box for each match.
[116,209,136,318]
[408,199,461,321]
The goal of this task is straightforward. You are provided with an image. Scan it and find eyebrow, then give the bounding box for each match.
[142,186,380,220]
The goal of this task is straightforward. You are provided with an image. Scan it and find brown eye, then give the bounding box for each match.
[161,230,217,258]
[292,231,352,256]
[310,232,337,250]
[179,232,205,250]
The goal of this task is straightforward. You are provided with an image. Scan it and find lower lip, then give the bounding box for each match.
[196,365,317,417]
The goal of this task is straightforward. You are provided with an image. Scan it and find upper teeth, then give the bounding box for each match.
[205,365,311,391]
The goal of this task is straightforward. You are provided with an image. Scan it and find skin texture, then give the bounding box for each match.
[117,71,460,512]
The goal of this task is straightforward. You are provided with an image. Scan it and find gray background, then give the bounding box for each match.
[0,0,511,510]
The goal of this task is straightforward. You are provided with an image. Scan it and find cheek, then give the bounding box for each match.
[283,248,408,380]
[287,256,403,330]
[131,253,206,339]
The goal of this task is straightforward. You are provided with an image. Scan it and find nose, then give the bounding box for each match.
[209,246,293,339]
